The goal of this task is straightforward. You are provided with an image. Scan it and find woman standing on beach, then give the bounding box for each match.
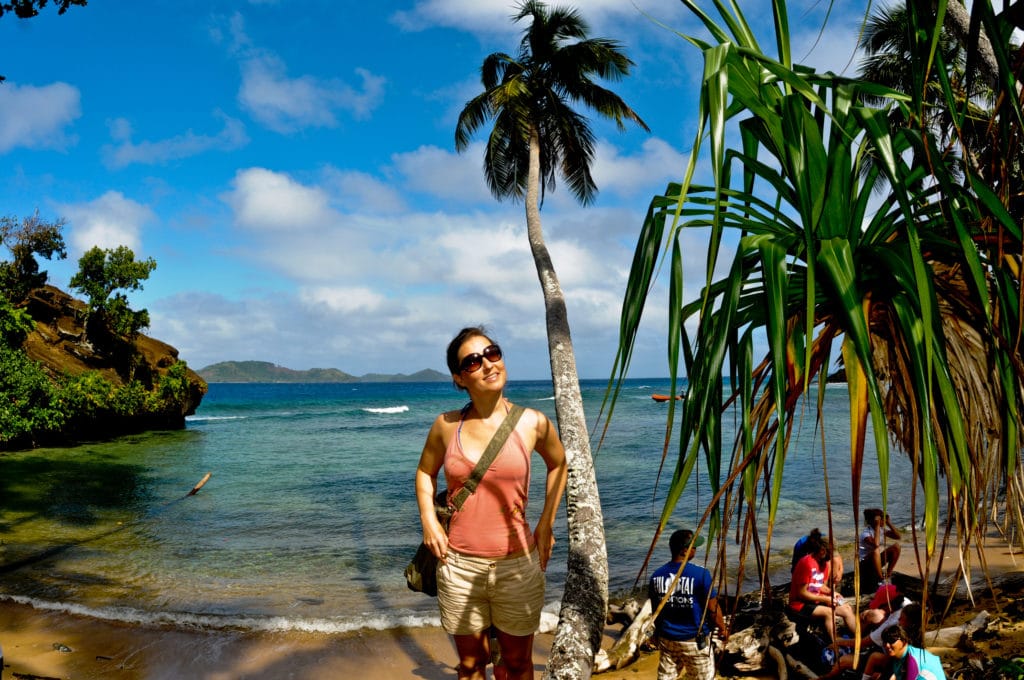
[415,326,568,680]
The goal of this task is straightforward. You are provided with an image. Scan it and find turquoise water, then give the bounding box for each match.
[0,379,915,633]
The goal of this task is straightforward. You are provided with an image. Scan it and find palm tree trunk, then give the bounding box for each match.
[523,128,608,679]
[941,1,998,90]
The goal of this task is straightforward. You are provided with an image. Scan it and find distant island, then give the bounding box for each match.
[198,360,449,384]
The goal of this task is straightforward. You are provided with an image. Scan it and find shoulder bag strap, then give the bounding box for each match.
[449,403,525,511]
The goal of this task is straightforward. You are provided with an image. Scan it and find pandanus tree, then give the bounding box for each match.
[608,0,1024,637]
[455,1,648,676]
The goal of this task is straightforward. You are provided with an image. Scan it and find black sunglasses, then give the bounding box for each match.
[459,344,502,373]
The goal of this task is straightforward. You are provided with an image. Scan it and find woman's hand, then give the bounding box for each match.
[535,523,555,571]
[424,519,450,564]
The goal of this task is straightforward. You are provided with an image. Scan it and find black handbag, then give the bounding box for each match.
[405,404,525,596]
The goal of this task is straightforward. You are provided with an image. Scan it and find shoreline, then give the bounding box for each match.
[3,534,1022,679]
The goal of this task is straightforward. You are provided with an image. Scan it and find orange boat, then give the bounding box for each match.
[651,394,684,402]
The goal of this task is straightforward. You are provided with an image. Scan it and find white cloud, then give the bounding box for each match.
[792,11,863,76]
[391,143,491,204]
[102,112,249,168]
[0,81,80,153]
[322,167,408,213]
[238,54,385,133]
[58,191,155,255]
[592,137,689,198]
[216,11,386,133]
[299,285,386,313]
[223,167,335,231]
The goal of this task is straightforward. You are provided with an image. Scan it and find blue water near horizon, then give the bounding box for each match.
[0,379,917,635]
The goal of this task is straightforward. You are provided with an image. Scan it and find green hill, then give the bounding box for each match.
[198,361,448,383]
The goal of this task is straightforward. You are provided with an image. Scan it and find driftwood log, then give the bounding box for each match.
[187,472,212,496]
[922,610,990,648]
[594,599,652,673]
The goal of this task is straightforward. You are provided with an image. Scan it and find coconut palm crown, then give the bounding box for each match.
[455,0,648,206]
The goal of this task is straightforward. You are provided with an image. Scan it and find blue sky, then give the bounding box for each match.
[1,1,865,380]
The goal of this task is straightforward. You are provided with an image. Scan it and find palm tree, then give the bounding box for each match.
[608,0,1024,639]
[858,2,1024,223]
[455,1,647,676]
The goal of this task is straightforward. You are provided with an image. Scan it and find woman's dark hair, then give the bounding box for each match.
[445,326,492,390]
[803,533,831,565]
[881,623,910,646]
[899,603,923,646]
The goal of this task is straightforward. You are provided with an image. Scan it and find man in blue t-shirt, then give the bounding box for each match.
[648,529,728,680]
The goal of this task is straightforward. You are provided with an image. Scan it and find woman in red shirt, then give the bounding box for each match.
[787,534,858,642]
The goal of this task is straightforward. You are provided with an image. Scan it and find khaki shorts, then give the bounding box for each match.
[437,549,545,637]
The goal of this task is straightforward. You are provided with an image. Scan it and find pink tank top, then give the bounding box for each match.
[443,414,534,558]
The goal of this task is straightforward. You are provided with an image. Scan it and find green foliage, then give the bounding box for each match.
[57,370,115,420]
[0,343,195,447]
[0,297,34,347]
[56,370,180,420]
[0,212,67,302]
[608,0,1024,592]
[69,245,156,339]
[147,361,190,412]
[0,346,64,444]
[105,296,150,338]
[0,361,194,448]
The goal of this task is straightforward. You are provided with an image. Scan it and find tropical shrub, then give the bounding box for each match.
[0,297,33,347]
[608,0,1024,605]
[0,347,64,445]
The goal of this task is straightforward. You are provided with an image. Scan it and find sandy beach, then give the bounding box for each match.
[3,531,1023,680]
[0,601,665,680]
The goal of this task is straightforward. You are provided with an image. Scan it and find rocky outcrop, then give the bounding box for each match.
[18,285,206,434]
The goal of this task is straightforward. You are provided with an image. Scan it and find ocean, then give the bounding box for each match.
[0,378,915,635]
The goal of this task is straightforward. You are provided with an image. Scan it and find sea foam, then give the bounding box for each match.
[361,405,409,414]
[0,594,440,634]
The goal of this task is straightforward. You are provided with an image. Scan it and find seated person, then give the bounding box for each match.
[787,533,858,644]
[814,601,919,680]
[878,622,946,679]
[870,582,900,610]
[859,508,902,589]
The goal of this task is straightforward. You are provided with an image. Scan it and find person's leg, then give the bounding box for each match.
[655,638,682,680]
[859,557,882,590]
[453,632,492,680]
[487,627,508,679]
[862,649,888,678]
[439,552,494,679]
[834,601,859,636]
[883,543,901,574]
[813,604,837,641]
[493,630,534,679]
[490,550,545,678]
[814,651,856,680]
